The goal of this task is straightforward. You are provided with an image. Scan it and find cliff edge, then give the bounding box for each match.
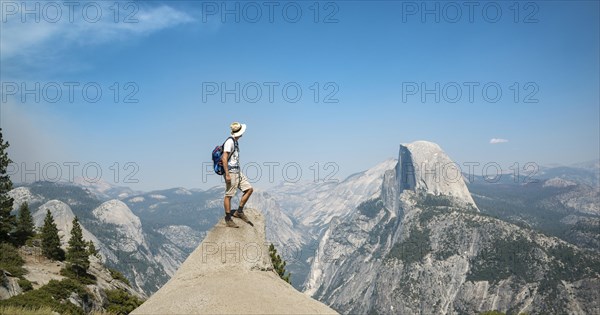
[132,208,337,314]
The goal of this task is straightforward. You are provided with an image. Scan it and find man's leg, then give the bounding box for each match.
[224,196,231,215]
[239,188,253,210]
[236,173,253,214]
[223,174,239,228]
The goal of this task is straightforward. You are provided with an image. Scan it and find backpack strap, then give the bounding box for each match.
[223,137,237,161]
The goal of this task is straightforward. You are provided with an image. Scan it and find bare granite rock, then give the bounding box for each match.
[133,208,337,314]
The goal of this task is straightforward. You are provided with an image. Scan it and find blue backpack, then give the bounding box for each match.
[212,137,237,175]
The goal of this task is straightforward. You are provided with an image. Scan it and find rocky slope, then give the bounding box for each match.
[305,141,600,314]
[469,176,600,252]
[1,245,143,313]
[132,208,337,314]
[8,183,170,295]
[32,200,101,247]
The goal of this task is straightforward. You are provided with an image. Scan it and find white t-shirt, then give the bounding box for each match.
[223,138,240,172]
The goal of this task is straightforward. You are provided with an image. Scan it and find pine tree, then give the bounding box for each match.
[41,210,65,261]
[269,243,291,284]
[66,217,89,277]
[15,201,35,246]
[87,240,98,257]
[0,129,15,243]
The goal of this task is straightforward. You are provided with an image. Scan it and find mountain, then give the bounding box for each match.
[537,161,600,187]
[269,159,398,233]
[8,182,170,295]
[1,248,144,314]
[32,200,102,248]
[71,177,140,200]
[304,141,600,314]
[468,174,600,252]
[132,208,336,314]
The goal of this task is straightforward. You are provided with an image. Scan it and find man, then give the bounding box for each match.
[221,122,253,228]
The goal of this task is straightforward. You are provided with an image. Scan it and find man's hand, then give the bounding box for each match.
[225,174,231,184]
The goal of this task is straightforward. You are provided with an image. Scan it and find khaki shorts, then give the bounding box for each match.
[225,172,252,197]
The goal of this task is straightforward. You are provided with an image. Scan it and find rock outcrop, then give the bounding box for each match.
[397,141,476,206]
[132,209,337,314]
[32,200,101,247]
[305,141,600,314]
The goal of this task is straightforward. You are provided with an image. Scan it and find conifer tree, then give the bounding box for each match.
[269,243,291,284]
[0,129,15,243]
[87,240,98,257]
[41,210,65,260]
[15,202,35,245]
[66,217,89,277]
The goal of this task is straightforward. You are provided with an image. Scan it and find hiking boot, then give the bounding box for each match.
[225,219,239,228]
[233,211,250,223]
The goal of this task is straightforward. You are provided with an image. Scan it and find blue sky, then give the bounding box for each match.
[1,0,598,191]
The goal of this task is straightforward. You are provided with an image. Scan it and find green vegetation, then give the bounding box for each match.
[357,198,383,218]
[0,243,26,277]
[104,289,144,315]
[387,226,431,264]
[468,182,595,249]
[0,129,140,314]
[15,202,36,246]
[546,244,600,280]
[108,268,131,286]
[87,240,98,257]
[65,217,90,278]
[0,129,15,243]
[40,210,65,261]
[0,305,55,315]
[0,278,89,315]
[18,278,33,292]
[467,236,540,284]
[386,194,464,264]
[269,243,291,284]
[480,311,528,315]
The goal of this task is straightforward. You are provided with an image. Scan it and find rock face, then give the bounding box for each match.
[397,141,476,206]
[305,141,600,314]
[92,200,145,252]
[0,271,22,300]
[32,200,101,247]
[7,186,43,211]
[132,209,337,314]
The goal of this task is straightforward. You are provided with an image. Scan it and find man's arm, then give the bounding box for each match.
[221,151,231,182]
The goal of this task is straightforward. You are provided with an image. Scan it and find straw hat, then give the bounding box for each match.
[230,122,246,137]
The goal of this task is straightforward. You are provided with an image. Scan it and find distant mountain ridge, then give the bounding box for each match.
[303,141,600,314]
[8,149,599,312]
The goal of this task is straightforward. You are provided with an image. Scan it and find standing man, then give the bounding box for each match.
[221,122,253,228]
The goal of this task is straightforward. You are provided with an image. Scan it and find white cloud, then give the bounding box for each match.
[490,138,509,144]
[1,2,194,62]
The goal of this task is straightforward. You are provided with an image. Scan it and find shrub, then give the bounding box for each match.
[0,279,88,315]
[0,305,55,315]
[60,267,97,285]
[108,268,131,286]
[104,289,144,315]
[18,278,33,291]
[0,243,26,277]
